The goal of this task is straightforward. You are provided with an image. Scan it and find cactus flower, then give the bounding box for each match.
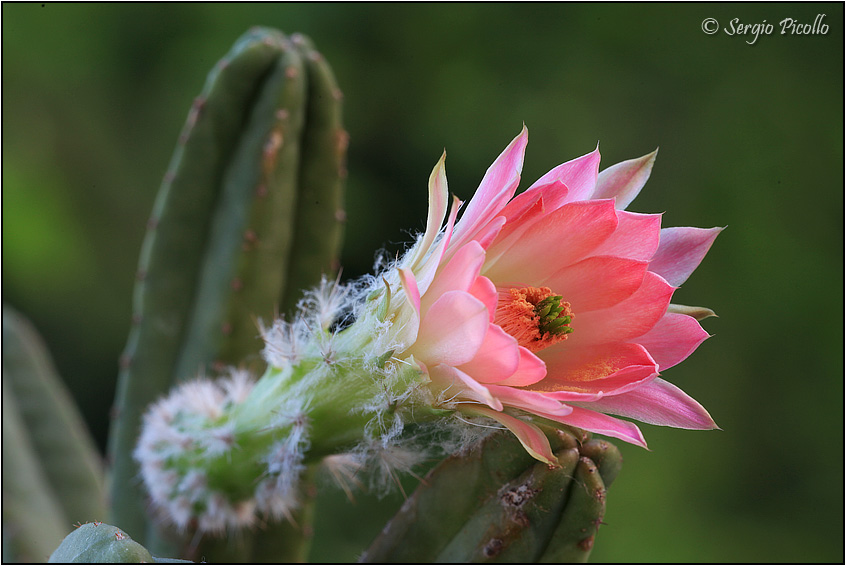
[378,126,720,464]
[135,126,719,531]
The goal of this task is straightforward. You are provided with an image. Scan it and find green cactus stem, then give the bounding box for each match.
[538,457,608,563]
[282,33,347,310]
[2,381,69,563]
[108,27,291,541]
[2,306,106,528]
[437,446,581,562]
[170,34,307,379]
[107,27,347,562]
[361,429,539,563]
[361,425,623,563]
[47,522,192,563]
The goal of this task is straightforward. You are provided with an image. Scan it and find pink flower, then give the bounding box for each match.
[392,126,720,464]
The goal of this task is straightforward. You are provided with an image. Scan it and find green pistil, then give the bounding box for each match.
[534,295,573,336]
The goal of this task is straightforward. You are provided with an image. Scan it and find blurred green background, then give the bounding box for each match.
[3,2,842,563]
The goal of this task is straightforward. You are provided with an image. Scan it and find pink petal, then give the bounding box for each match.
[494,346,547,387]
[414,195,462,296]
[430,364,503,411]
[422,241,486,313]
[484,199,619,284]
[541,255,648,313]
[482,198,547,262]
[469,276,498,322]
[471,215,506,251]
[485,384,573,416]
[528,147,601,204]
[498,179,572,229]
[590,211,662,261]
[593,149,657,210]
[458,324,521,383]
[537,406,648,448]
[648,226,722,287]
[581,378,718,430]
[397,268,421,315]
[537,342,659,396]
[632,312,709,371]
[408,152,449,272]
[530,389,605,402]
[413,291,489,366]
[569,271,674,346]
[451,126,528,251]
[460,404,558,465]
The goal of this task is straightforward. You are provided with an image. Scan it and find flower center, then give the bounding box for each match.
[495,286,574,353]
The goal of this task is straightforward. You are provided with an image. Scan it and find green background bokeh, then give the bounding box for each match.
[3,3,843,562]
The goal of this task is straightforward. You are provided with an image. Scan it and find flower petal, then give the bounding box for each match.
[537,406,648,448]
[460,404,558,466]
[458,324,521,384]
[648,226,722,287]
[494,346,547,386]
[470,276,498,322]
[590,211,662,261]
[633,312,709,371]
[413,291,489,366]
[569,271,674,346]
[451,126,528,250]
[430,364,502,411]
[407,152,449,272]
[390,269,421,348]
[422,241,485,313]
[581,378,718,430]
[541,255,648,313]
[484,199,619,283]
[528,146,601,204]
[485,384,573,417]
[536,342,659,396]
[593,149,657,209]
[414,195,462,296]
[397,268,421,316]
[498,178,573,236]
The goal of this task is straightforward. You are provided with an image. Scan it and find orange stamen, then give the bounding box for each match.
[495,286,574,353]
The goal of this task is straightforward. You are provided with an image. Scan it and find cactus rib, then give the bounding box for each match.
[281,34,348,312]
[107,28,290,541]
[538,457,608,563]
[3,381,69,563]
[3,306,106,526]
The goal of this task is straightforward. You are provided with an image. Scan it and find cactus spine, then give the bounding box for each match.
[106,27,346,562]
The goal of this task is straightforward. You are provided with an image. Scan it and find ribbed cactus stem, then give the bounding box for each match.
[108,28,292,539]
[47,522,192,563]
[108,28,349,562]
[538,457,608,563]
[282,34,347,311]
[174,39,306,377]
[361,425,623,563]
[2,381,69,563]
[437,447,581,562]
[3,306,107,563]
